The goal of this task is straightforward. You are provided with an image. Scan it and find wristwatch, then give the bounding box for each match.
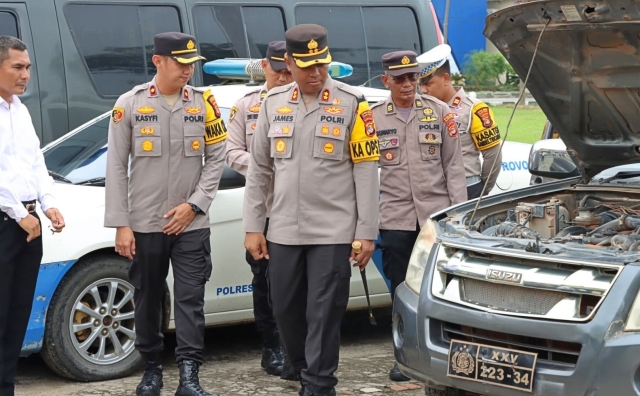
[189,203,202,213]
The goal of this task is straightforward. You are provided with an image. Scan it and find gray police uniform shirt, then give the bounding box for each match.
[243,78,380,245]
[448,87,502,191]
[372,94,467,231]
[225,83,274,216]
[104,77,228,233]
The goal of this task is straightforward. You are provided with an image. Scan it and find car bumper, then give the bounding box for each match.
[393,264,640,395]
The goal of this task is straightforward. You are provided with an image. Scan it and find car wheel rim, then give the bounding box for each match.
[69,278,136,365]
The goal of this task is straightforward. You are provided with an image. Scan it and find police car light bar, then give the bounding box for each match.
[203,59,353,80]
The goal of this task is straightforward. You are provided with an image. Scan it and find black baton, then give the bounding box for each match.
[353,241,377,325]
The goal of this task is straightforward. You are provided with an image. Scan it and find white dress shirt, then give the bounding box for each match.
[0,94,56,221]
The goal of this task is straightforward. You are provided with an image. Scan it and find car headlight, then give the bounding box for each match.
[624,290,640,331]
[405,220,438,294]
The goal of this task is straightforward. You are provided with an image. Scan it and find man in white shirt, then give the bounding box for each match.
[0,36,65,396]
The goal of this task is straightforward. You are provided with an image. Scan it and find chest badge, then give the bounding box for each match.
[332,127,341,137]
[185,107,202,115]
[423,133,439,143]
[332,97,341,105]
[324,106,343,115]
[137,106,155,114]
[429,145,436,155]
[140,127,155,135]
[323,142,335,154]
[191,140,201,151]
[275,139,286,153]
[277,106,293,114]
[142,140,154,152]
[384,152,394,161]
[321,126,330,135]
[249,103,261,113]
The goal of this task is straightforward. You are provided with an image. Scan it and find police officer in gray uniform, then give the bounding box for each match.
[419,45,502,199]
[104,32,227,396]
[243,24,380,396]
[371,50,466,382]
[225,40,293,378]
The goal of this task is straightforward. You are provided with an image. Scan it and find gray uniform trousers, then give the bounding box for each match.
[129,228,212,363]
[268,242,352,388]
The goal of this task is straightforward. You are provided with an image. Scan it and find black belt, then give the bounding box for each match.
[22,200,36,213]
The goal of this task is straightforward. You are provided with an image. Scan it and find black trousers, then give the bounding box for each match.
[0,212,42,396]
[467,180,485,200]
[268,243,351,388]
[129,228,211,364]
[244,219,276,335]
[379,226,420,300]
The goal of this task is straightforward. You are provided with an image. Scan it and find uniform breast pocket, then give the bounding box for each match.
[418,131,442,161]
[268,124,294,159]
[134,136,162,157]
[183,124,205,157]
[379,137,400,166]
[313,124,345,161]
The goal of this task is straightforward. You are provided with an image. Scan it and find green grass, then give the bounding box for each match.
[490,105,547,144]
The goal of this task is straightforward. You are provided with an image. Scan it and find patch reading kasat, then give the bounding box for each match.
[111,106,125,124]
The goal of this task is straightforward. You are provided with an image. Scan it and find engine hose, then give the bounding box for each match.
[580,195,640,208]
[610,235,640,251]
[493,222,539,240]
[588,215,640,236]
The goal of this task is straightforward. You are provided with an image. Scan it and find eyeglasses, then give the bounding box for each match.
[386,73,419,84]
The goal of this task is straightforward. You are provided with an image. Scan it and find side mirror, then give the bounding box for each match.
[528,139,580,179]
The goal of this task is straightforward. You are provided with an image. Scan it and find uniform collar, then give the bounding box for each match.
[291,77,335,113]
[384,94,419,123]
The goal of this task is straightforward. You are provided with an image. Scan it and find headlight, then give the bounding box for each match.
[405,220,438,294]
[624,290,640,331]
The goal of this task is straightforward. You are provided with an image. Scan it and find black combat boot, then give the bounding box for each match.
[389,362,410,382]
[261,329,285,376]
[136,353,163,396]
[175,360,219,396]
[303,383,336,396]
[280,356,301,381]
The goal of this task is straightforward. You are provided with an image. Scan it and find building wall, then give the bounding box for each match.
[431,0,488,70]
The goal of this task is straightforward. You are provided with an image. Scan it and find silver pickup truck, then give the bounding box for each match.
[392,1,640,395]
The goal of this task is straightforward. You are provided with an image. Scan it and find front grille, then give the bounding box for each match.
[461,278,568,315]
[442,321,581,367]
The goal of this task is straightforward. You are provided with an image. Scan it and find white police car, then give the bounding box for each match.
[26,60,532,381]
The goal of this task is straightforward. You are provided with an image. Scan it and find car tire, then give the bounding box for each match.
[40,255,143,381]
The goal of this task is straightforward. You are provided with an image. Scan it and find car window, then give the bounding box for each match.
[0,12,18,37]
[43,108,244,189]
[296,5,422,88]
[194,5,286,86]
[64,4,182,97]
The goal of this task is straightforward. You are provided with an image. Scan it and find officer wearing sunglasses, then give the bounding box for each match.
[370,50,467,382]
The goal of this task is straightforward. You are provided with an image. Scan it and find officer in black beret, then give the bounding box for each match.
[105,31,226,396]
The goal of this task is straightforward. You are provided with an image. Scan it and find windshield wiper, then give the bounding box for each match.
[597,171,640,185]
[74,177,105,186]
[48,170,73,184]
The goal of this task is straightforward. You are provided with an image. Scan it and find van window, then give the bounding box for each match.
[296,5,421,88]
[65,4,181,97]
[0,12,19,37]
[194,5,286,86]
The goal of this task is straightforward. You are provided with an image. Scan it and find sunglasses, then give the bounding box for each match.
[386,73,419,84]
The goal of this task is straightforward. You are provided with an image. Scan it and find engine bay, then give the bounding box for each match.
[458,192,640,255]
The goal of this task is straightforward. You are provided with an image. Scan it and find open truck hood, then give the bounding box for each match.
[485,0,640,179]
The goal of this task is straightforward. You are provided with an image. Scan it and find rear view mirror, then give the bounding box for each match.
[528,139,580,179]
